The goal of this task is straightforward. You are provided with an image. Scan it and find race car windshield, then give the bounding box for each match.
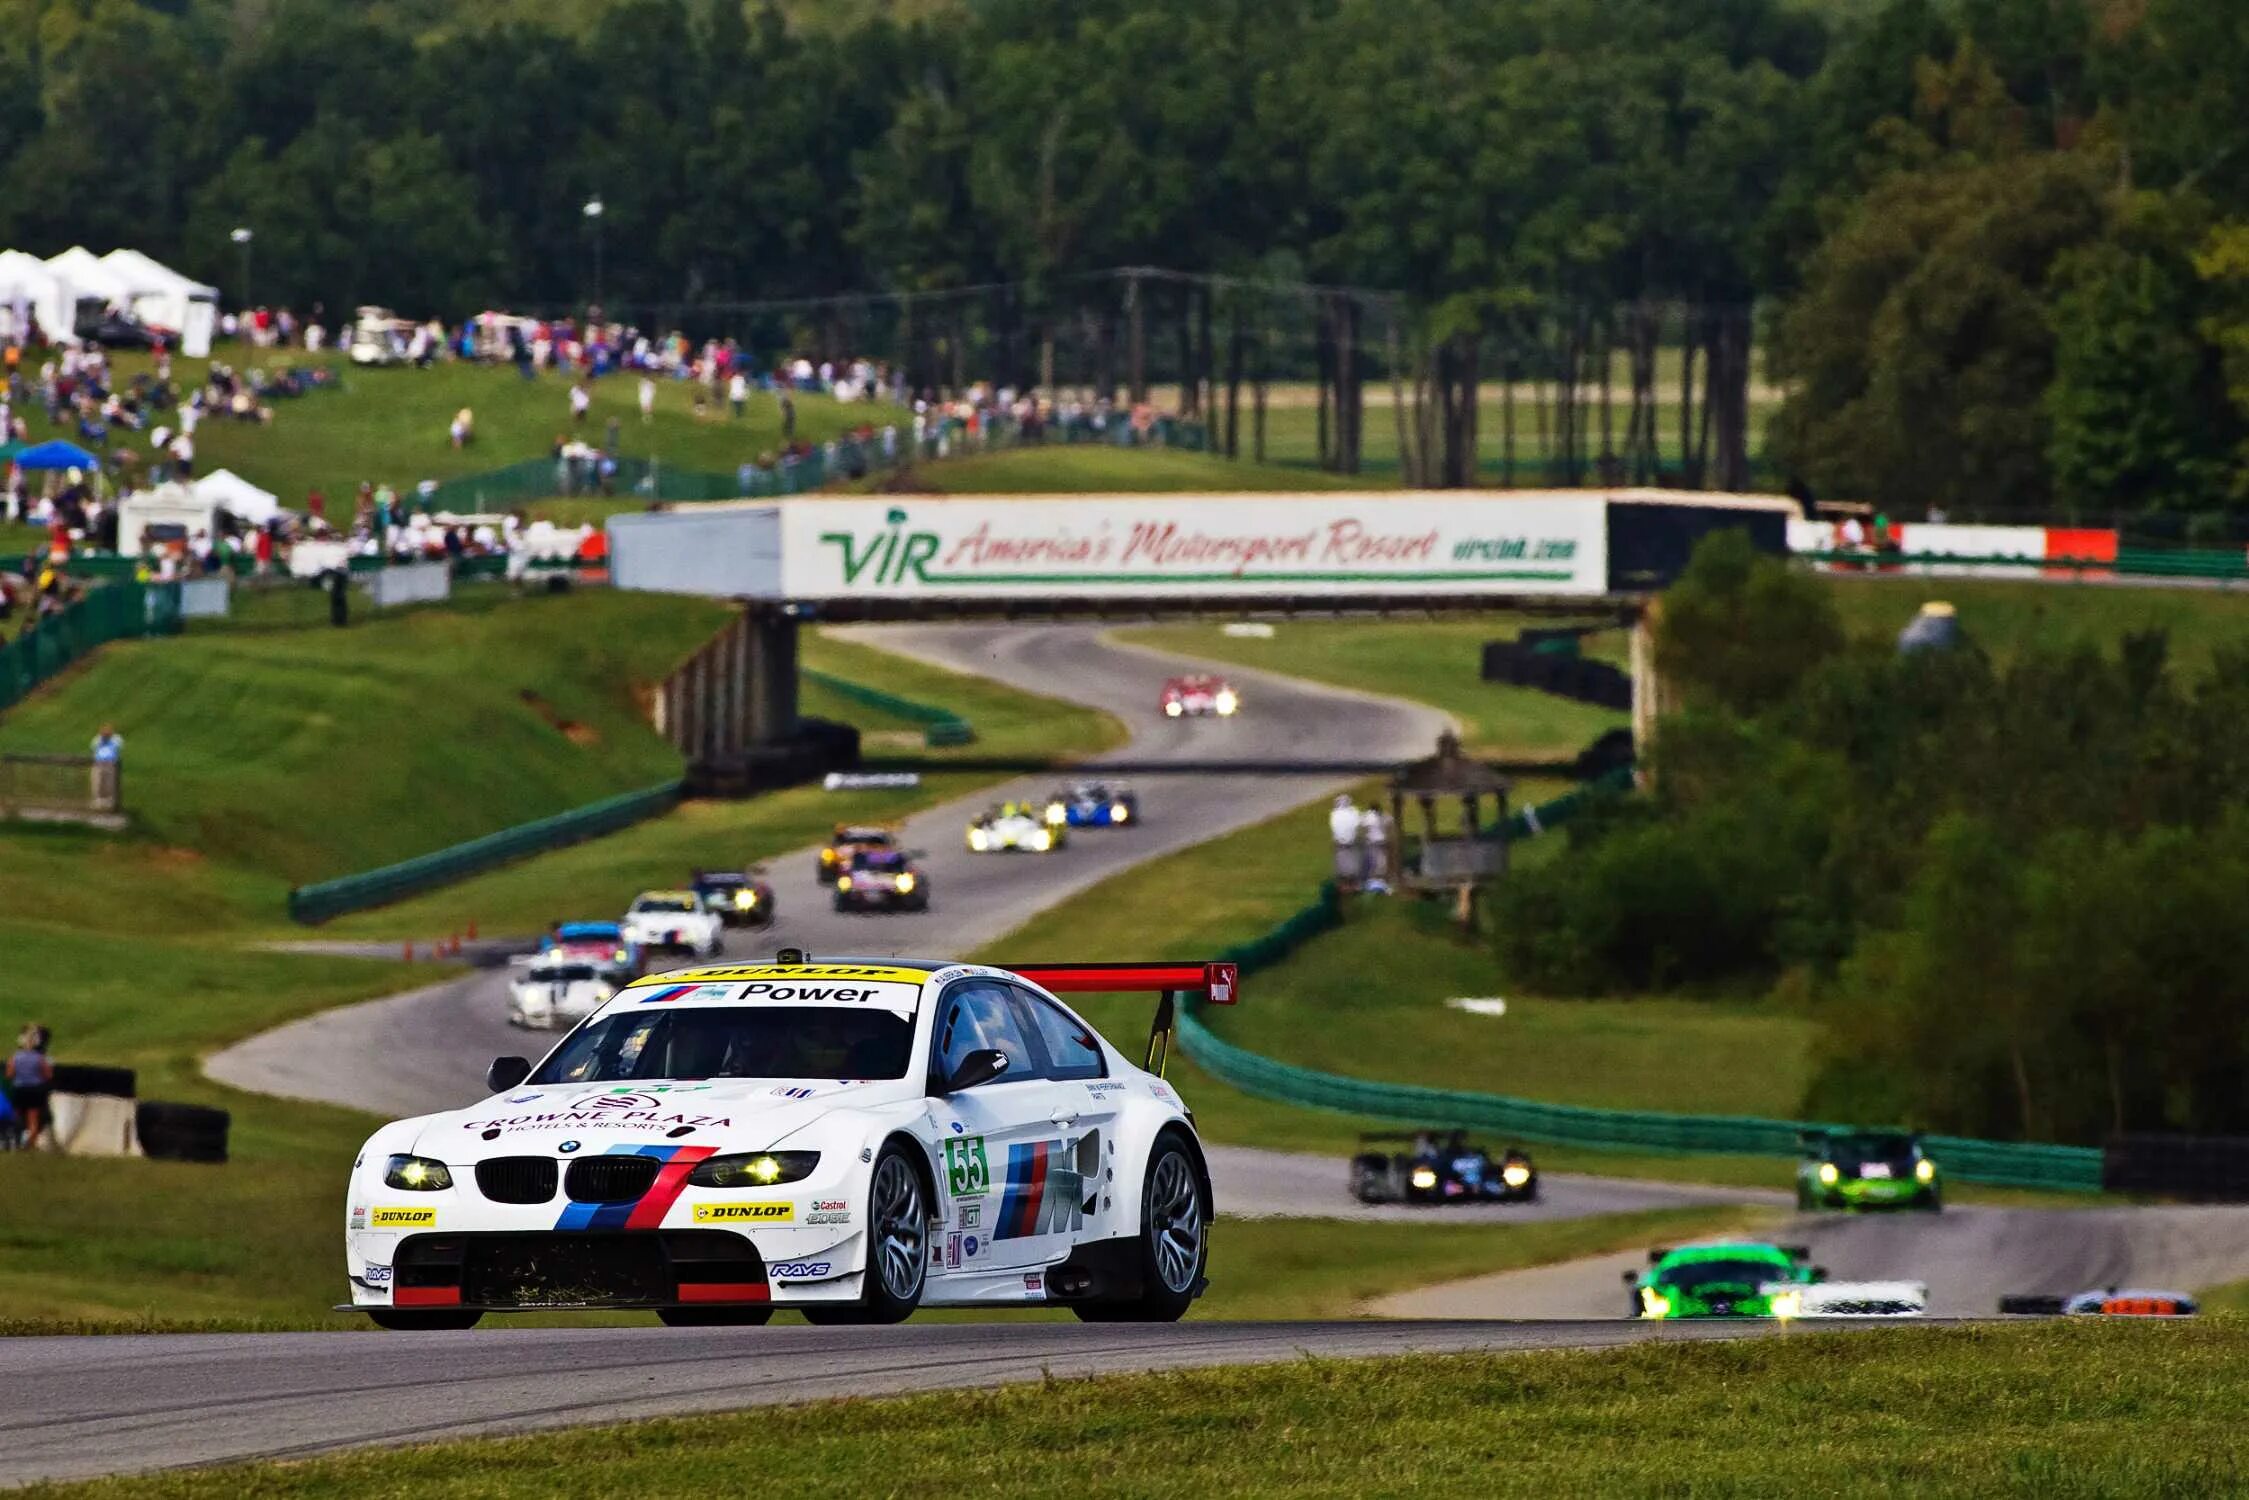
[1657,1260,1788,1292]
[529,964,599,983]
[634,896,699,913]
[853,851,909,871]
[1830,1134,1916,1167]
[530,1006,913,1083]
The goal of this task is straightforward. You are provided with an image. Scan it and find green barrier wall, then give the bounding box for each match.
[0,582,183,716]
[287,778,682,924]
[1178,834,2104,1194]
[801,667,975,749]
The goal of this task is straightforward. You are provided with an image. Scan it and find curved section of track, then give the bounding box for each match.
[2,1318,1791,1485]
[212,623,1452,1118]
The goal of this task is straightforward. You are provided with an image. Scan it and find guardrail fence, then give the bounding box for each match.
[288,778,682,923]
[1175,798,2105,1193]
[0,581,182,716]
[801,667,975,748]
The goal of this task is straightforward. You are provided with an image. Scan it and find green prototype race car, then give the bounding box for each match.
[1625,1241,1824,1320]
[1796,1130,1942,1212]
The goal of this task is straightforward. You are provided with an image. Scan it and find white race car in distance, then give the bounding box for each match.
[620,891,725,960]
[506,953,620,1030]
[343,954,1236,1328]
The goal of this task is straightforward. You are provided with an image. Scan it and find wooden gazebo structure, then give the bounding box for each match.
[1386,731,1511,921]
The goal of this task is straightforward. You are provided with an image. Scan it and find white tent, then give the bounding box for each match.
[0,250,69,344]
[99,248,218,357]
[193,468,281,525]
[46,245,130,324]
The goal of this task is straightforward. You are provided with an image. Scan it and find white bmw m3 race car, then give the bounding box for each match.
[343,953,1235,1329]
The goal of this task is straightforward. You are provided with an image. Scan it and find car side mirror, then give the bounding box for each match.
[943,1049,1009,1094]
[486,1055,532,1092]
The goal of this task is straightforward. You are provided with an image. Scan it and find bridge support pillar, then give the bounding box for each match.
[1628,602,1664,775]
[745,609,800,746]
[653,608,848,795]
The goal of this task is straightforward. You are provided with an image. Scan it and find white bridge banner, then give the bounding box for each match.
[775,494,1608,600]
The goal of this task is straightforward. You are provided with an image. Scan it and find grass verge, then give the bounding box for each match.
[1819,572,2249,669]
[28,1323,2246,1498]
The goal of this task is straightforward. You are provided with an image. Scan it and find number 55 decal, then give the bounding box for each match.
[945,1136,991,1196]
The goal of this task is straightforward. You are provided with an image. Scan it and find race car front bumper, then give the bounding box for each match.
[1813,1180,1938,1210]
[357,1228,865,1312]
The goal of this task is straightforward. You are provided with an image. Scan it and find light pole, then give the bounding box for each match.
[583,197,604,317]
[230,227,254,315]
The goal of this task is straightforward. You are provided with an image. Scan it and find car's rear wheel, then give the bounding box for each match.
[1074,1134,1207,1323]
[367,1308,483,1331]
[802,1143,928,1325]
[659,1306,772,1327]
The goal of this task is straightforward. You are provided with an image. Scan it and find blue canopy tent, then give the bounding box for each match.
[12,440,99,471]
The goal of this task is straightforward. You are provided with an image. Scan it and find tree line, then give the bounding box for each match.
[4,0,2247,505]
[1494,533,2249,1144]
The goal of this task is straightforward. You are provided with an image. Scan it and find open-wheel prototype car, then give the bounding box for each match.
[833,848,930,913]
[1350,1129,1538,1204]
[1627,1241,1927,1320]
[692,869,777,929]
[343,954,1239,1328]
[1797,1129,1941,1212]
[1161,674,1239,718]
[816,825,896,887]
[1045,780,1140,830]
[967,802,1064,854]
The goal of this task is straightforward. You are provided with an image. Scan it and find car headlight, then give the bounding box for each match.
[1916,1159,1936,1183]
[1641,1287,1671,1318]
[1818,1162,1840,1186]
[1769,1290,1803,1320]
[836,876,853,891]
[384,1154,453,1191]
[614,948,630,964]
[1031,830,1051,851]
[1410,1166,1438,1189]
[689,1151,820,1188]
[820,849,838,864]
[896,873,916,893]
[1164,700,1182,717]
[1501,1163,1531,1188]
[1045,803,1066,824]
[969,829,989,850]
[1215,690,1239,714]
[1110,803,1128,823]
[734,889,755,908]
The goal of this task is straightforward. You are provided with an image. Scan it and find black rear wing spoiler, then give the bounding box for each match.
[1001,962,1239,1078]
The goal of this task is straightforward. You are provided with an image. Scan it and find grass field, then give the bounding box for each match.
[1820,573,2249,669]
[1117,617,1628,762]
[0,589,725,886]
[45,346,882,509]
[34,1322,2245,1498]
[859,444,1373,493]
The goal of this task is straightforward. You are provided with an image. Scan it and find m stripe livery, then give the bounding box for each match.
[553,1144,717,1230]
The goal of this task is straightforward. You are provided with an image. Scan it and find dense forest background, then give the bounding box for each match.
[5,0,2249,508]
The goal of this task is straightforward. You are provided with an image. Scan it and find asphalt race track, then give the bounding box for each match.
[3,1319,1795,1484]
[1375,1201,2249,1320]
[212,623,1456,1118]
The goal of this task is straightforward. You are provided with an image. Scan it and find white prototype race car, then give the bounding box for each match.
[620,890,725,960]
[506,952,621,1030]
[966,802,1062,854]
[343,953,1235,1328]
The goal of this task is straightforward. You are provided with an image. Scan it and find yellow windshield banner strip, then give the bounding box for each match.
[623,963,930,987]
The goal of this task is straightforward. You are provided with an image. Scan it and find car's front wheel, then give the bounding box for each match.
[659,1306,772,1327]
[1074,1133,1207,1323]
[367,1308,483,1331]
[802,1142,928,1326]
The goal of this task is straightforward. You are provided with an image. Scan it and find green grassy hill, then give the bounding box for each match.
[77,347,881,511]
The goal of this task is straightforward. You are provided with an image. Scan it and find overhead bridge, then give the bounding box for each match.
[608,490,1790,788]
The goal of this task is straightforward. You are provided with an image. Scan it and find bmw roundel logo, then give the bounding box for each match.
[558,1140,582,1154]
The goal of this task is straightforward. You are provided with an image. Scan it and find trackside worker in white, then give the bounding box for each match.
[1329,793,1362,889]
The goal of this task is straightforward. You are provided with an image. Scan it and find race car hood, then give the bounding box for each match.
[408,1078,918,1162]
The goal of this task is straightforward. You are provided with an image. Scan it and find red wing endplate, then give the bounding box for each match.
[1001,961,1239,1004]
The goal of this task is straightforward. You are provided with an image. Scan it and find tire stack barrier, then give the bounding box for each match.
[1479,637,1631,710]
[138,1102,232,1164]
